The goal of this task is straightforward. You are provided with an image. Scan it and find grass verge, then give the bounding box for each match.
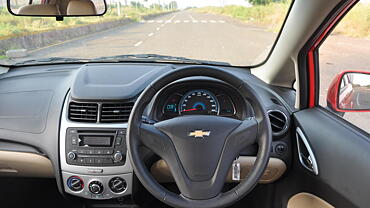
[0,6,167,40]
[194,2,370,38]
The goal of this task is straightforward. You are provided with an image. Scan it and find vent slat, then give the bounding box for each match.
[100,103,134,123]
[70,113,97,117]
[101,115,130,117]
[268,110,288,135]
[69,117,97,121]
[102,110,132,113]
[69,105,97,109]
[269,113,285,123]
[68,102,98,123]
[101,106,133,109]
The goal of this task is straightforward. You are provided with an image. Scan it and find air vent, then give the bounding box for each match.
[100,103,134,123]
[268,110,288,136]
[68,102,98,122]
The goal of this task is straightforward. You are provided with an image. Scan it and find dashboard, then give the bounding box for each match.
[0,63,295,203]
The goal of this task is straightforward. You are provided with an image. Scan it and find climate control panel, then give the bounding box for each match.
[63,172,131,200]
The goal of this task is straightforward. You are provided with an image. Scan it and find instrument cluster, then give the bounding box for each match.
[153,81,248,121]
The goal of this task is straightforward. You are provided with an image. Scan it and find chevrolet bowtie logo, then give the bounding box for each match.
[188,130,211,138]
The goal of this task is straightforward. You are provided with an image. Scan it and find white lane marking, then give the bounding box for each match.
[156,20,163,23]
[156,27,160,31]
[161,24,165,27]
[139,20,146,23]
[218,20,225,23]
[148,20,155,23]
[166,14,177,24]
[189,14,196,21]
[201,20,207,23]
[192,20,198,23]
[148,33,154,37]
[134,41,143,47]
[247,28,266,31]
[183,20,189,23]
[174,20,181,23]
[210,20,216,23]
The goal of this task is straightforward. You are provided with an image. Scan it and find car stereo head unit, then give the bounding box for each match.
[65,128,126,167]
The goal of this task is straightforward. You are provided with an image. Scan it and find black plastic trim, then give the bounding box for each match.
[297,0,358,109]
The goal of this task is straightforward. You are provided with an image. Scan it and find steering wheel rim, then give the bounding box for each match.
[127,65,272,208]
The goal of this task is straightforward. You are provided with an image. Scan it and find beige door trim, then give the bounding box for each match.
[288,192,335,208]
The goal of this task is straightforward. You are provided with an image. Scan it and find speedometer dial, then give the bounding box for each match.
[179,90,219,115]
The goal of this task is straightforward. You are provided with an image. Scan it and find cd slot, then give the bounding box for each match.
[77,129,117,134]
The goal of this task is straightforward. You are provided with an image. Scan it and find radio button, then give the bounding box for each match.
[77,149,86,154]
[68,129,78,134]
[95,149,103,155]
[118,130,126,135]
[95,158,103,164]
[71,136,78,145]
[115,137,123,146]
[103,158,113,164]
[77,158,85,164]
[103,149,113,155]
[87,150,94,155]
[85,158,94,164]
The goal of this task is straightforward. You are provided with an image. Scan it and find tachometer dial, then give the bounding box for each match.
[179,90,219,115]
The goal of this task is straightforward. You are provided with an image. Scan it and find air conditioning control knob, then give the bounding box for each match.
[67,176,84,192]
[113,152,123,162]
[89,181,103,194]
[109,177,127,193]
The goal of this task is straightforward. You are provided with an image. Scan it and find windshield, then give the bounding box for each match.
[0,0,292,66]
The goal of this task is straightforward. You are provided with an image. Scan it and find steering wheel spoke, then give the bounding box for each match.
[227,117,259,151]
[139,122,176,160]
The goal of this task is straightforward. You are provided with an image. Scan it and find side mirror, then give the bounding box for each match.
[7,0,107,19]
[327,71,370,113]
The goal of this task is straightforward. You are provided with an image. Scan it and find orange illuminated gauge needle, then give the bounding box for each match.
[182,108,198,112]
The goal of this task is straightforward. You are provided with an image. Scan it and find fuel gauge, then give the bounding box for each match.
[163,93,182,116]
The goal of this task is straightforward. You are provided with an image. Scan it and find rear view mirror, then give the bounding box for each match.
[7,0,107,18]
[327,71,370,113]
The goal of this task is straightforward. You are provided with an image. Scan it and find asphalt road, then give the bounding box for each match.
[24,10,370,133]
[26,10,274,66]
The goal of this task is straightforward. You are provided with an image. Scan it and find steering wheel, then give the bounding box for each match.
[127,65,272,208]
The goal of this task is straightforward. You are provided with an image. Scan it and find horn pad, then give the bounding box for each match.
[155,115,241,181]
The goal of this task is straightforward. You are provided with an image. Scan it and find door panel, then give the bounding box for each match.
[293,107,370,208]
[288,192,334,208]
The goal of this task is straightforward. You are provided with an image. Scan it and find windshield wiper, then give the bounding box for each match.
[13,57,91,66]
[92,54,230,66]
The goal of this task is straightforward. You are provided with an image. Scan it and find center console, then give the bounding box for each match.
[59,98,133,200]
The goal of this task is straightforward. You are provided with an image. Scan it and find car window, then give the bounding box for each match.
[318,1,370,133]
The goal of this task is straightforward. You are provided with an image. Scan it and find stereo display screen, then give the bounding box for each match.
[79,136,113,147]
